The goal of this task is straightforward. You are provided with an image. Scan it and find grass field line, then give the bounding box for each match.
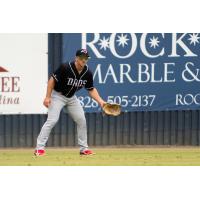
[0,146,200,166]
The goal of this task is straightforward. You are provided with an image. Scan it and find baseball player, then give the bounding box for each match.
[34,49,106,156]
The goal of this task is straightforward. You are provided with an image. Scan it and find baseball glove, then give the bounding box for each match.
[102,103,121,116]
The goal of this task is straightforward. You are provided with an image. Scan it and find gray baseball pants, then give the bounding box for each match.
[36,90,88,151]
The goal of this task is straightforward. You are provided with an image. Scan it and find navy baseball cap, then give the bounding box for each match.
[76,49,90,58]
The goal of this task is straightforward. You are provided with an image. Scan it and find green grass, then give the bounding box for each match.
[0,147,200,166]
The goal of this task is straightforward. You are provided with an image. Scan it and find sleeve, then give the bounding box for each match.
[51,64,64,82]
[85,71,94,91]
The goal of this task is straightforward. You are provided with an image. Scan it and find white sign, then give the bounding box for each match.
[0,34,48,114]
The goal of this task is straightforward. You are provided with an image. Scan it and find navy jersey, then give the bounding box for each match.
[52,61,94,98]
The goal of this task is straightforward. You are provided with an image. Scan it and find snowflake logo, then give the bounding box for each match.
[149,36,160,49]
[188,33,200,46]
[98,36,110,50]
[116,34,129,48]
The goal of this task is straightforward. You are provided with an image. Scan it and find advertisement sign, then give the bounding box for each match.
[0,34,48,114]
[62,33,200,112]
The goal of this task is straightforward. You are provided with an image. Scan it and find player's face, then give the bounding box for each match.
[76,56,89,68]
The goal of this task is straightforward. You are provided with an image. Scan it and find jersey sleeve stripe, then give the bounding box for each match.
[52,74,58,82]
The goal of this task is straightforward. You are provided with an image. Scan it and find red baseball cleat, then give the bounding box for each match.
[80,149,95,156]
[34,149,45,156]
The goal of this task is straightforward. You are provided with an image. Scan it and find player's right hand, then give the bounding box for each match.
[43,97,51,108]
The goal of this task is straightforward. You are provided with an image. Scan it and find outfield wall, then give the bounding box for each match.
[0,34,200,147]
